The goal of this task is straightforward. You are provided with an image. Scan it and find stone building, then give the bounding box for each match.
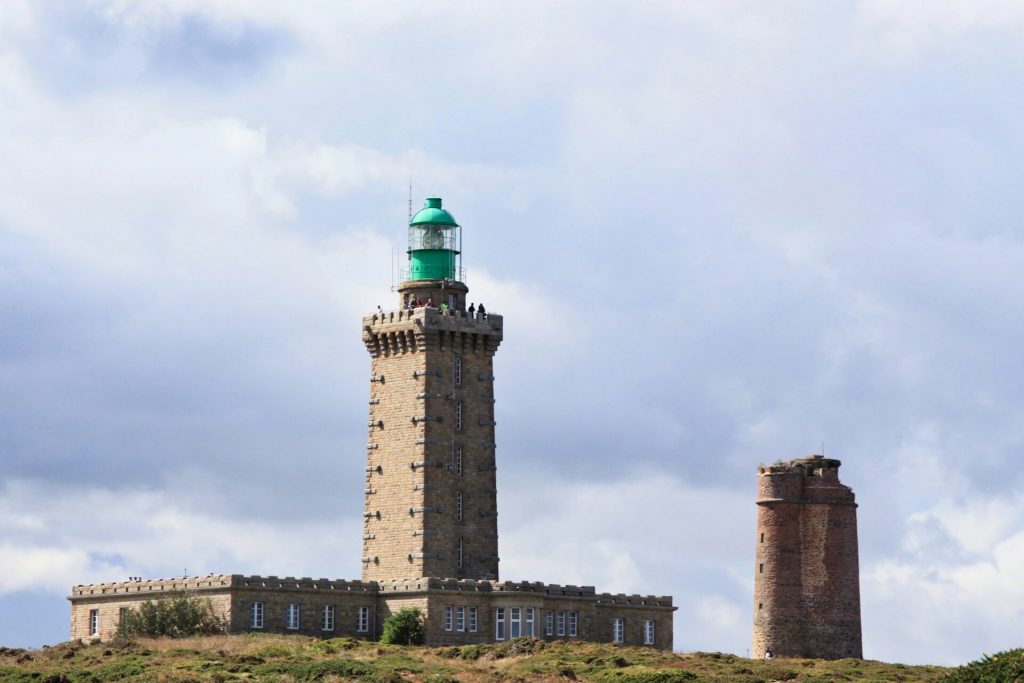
[69,198,675,649]
[752,455,862,659]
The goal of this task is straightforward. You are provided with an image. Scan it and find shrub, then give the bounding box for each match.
[939,649,1024,682]
[379,608,425,645]
[115,591,226,639]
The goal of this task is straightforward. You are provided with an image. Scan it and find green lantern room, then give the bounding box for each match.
[408,197,462,282]
[398,197,469,311]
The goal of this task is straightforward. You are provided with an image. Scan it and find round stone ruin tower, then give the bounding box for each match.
[752,455,862,660]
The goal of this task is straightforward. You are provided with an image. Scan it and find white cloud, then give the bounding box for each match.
[0,479,362,594]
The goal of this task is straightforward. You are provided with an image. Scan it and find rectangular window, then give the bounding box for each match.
[644,619,655,645]
[455,401,463,431]
[454,356,462,386]
[457,537,464,568]
[569,611,578,637]
[456,492,463,521]
[287,603,300,630]
[495,607,506,641]
[119,607,128,623]
[510,607,521,639]
[556,610,566,636]
[456,606,466,632]
[445,606,453,631]
[545,610,553,636]
[321,605,335,632]
[760,532,765,543]
[454,445,463,476]
[759,563,764,574]
[468,607,478,632]
[89,609,99,636]
[613,618,624,644]
[250,602,264,629]
[357,606,369,633]
[525,608,535,637]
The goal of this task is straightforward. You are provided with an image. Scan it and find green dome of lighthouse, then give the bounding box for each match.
[410,197,459,227]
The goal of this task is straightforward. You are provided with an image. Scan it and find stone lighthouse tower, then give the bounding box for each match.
[360,198,502,582]
[752,455,862,659]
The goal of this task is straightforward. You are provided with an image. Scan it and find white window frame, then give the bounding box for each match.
[468,607,478,632]
[286,603,300,631]
[495,607,506,641]
[456,492,463,521]
[445,605,453,631]
[613,618,624,644]
[89,609,99,636]
[556,610,566,636]
[454,445,463,476]
[321,605,335,632]
[525,608,535,637]
[457,537,464,568]
[455,401,463,431]
[250,602,264,629]
[357,606,369,633]
[569,611,578,637]
[456,606,466,632]
[510,607,521,639]
[454,356,462,386]
[545,610,553,636]
[644,619,655,645]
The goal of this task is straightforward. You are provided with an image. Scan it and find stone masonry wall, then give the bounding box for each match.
[69,576,674,649]
[752,456,862,659]
[69,576,236,641]
[361,302,502,582]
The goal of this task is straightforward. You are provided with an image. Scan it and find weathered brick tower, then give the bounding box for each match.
[752,455,862,660]
[361,198,502,581]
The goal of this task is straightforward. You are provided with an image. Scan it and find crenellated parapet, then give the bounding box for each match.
[362,308,503,358]
[756,455,856,507]
[69,574,379,599]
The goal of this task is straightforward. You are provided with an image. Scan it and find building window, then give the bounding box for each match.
[613,618,624,644]
[445,606,453,631]
[250,602,264,629]
[455,401,463,431]
[357,606,369,633]
[468,607,478,632]
[456,492,463,521]
[510,607,521,639]
[495,607,506,641]
[456,606,466,632]
[118,607,128,623]
[760,532,765,543]
[759,563,764,574]
[525,608,535,637]
[89,609,99,636]
[454,445,463,476]
[569,611,578,637]
[556,610,566,636]
[457,537,464,568]
[454,356,462,386]
[644,619,655,645]
[286,603,300,630]
[321,605,335,632]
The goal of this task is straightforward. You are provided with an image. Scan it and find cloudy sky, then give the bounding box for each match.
[2,0,1024,664]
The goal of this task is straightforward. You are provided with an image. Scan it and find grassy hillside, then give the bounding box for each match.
[0,635,954,682]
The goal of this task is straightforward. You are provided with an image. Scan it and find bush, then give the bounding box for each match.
[115,591,226,639]
[939,649,1024,682]
[379,608,425,645]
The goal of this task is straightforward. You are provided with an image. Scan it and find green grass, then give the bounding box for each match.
[0,635,971,682]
